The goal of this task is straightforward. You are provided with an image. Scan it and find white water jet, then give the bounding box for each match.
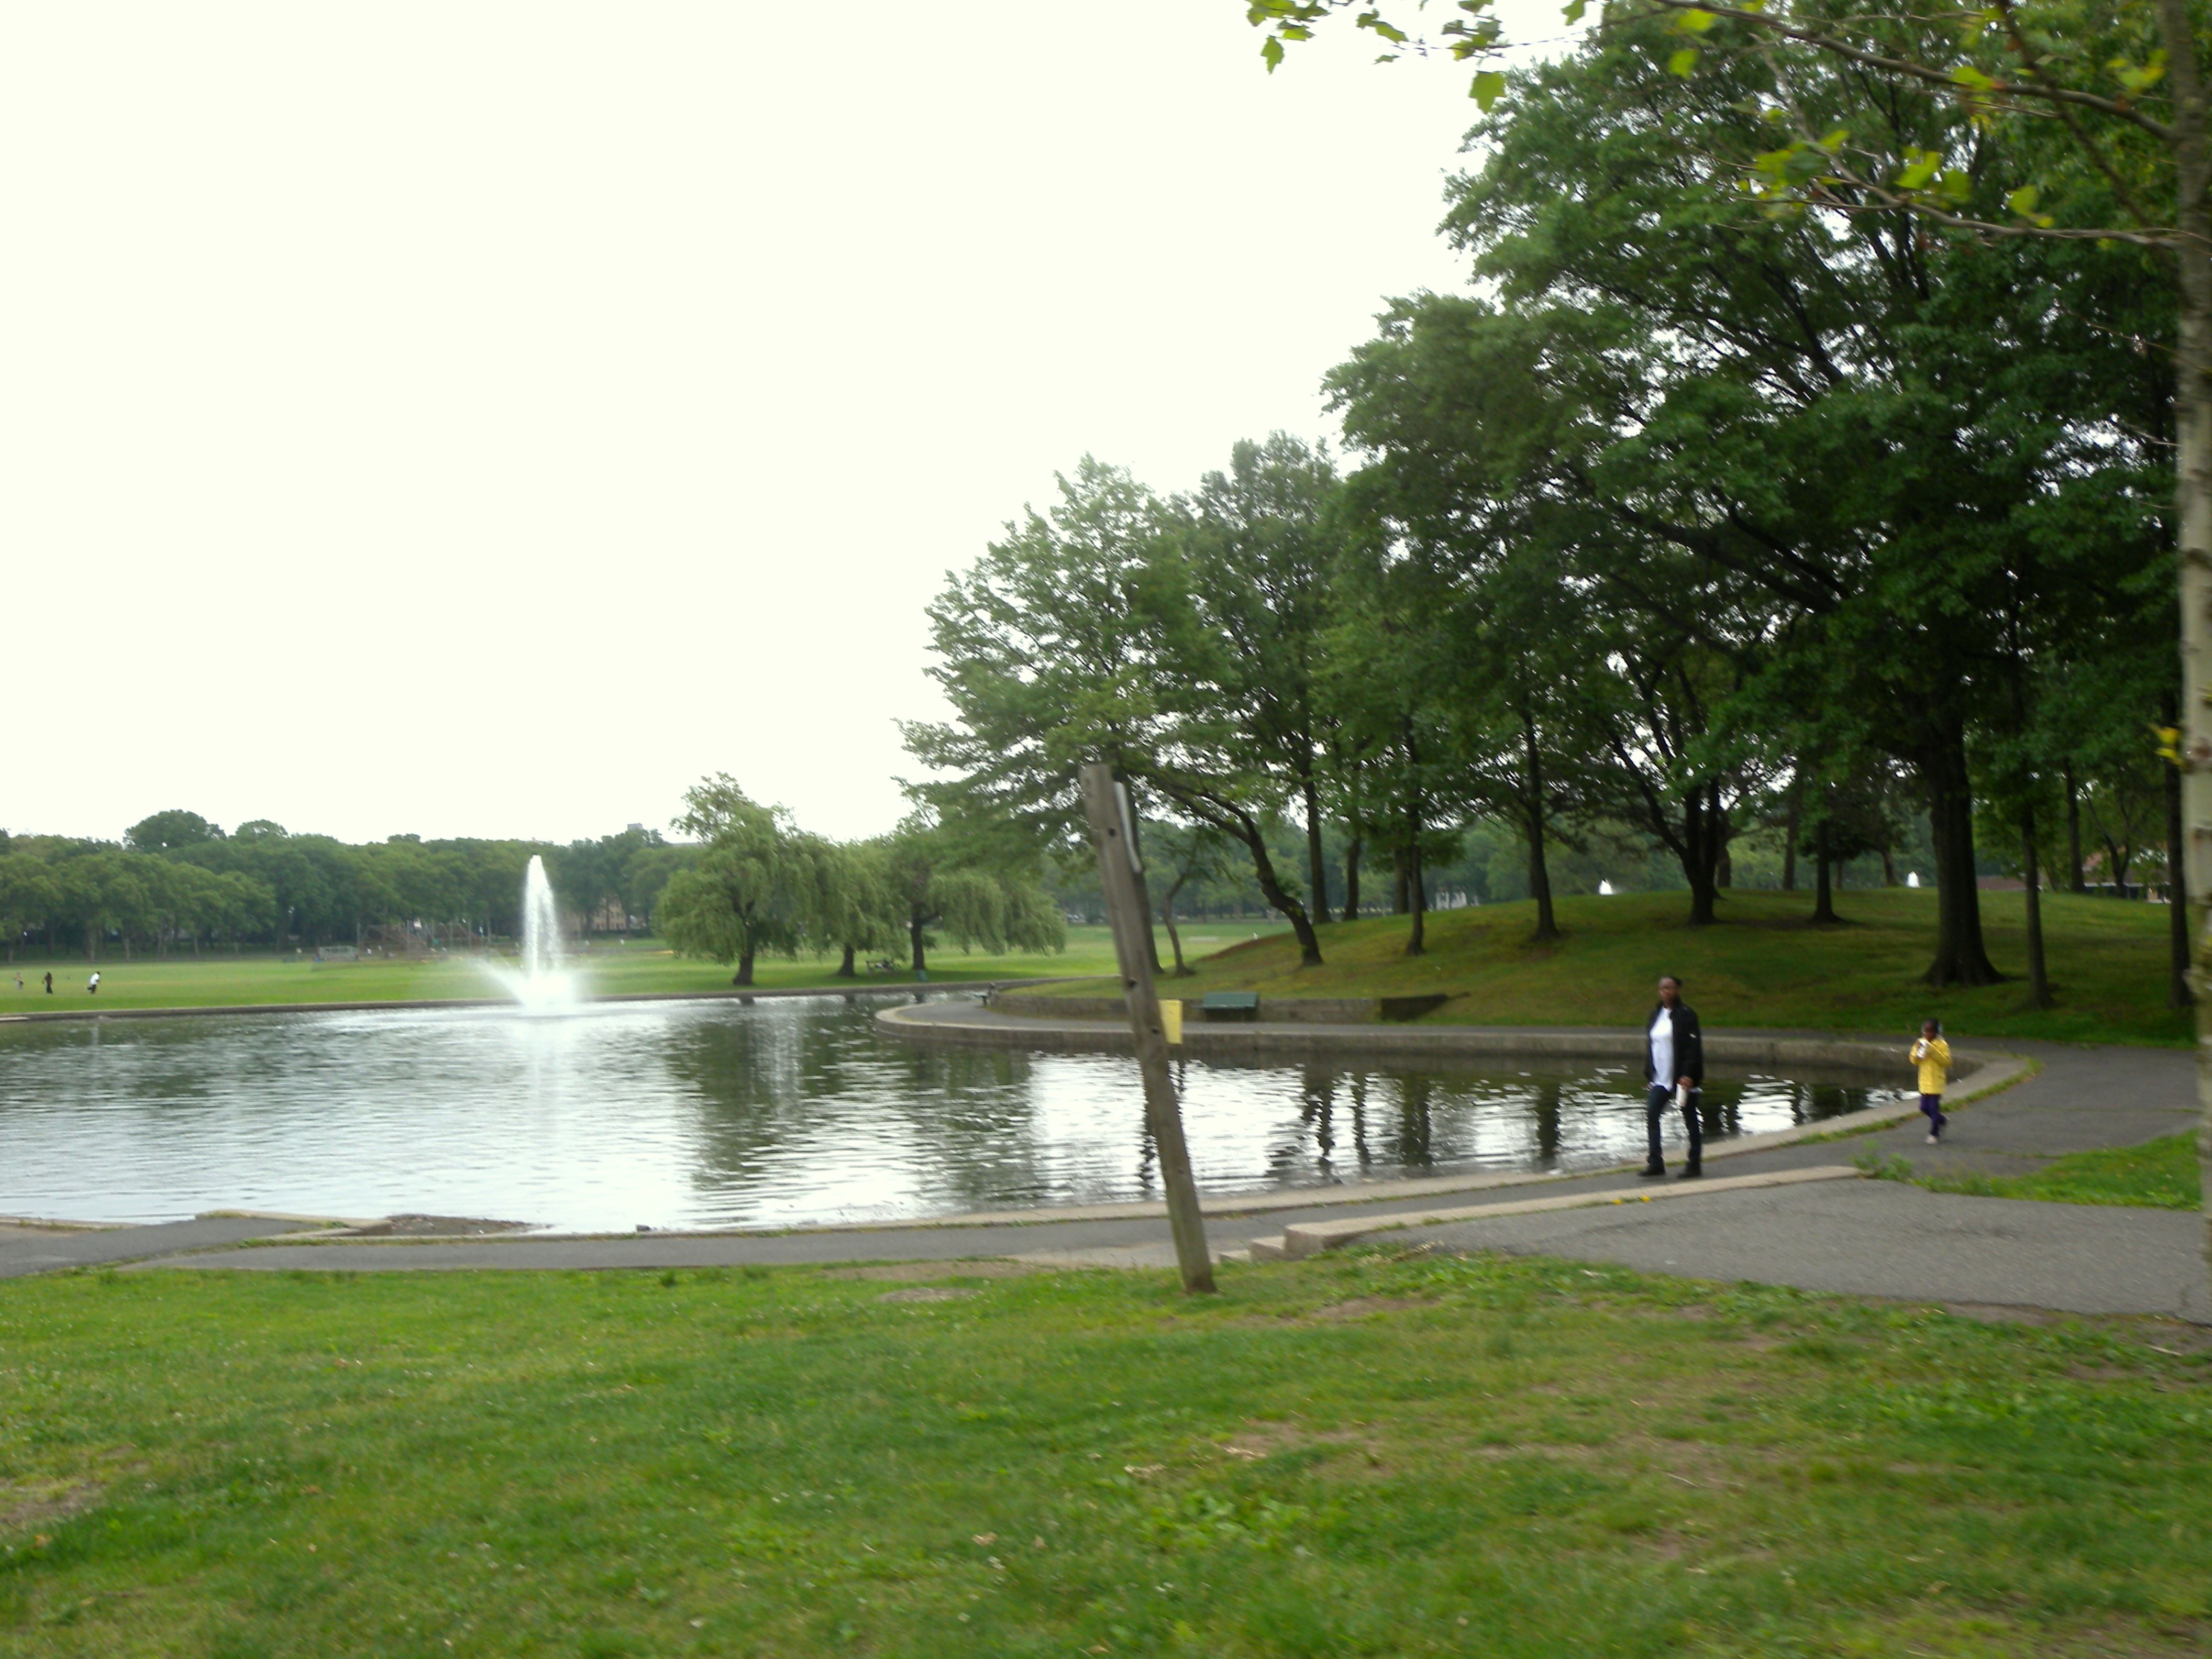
[480,855,578,1010]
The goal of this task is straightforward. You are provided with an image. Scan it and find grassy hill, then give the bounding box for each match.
[1087,888,2189,1047]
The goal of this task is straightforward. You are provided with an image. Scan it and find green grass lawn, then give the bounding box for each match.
[0,927,1282,1014]
[1870,1133,2205,1211]
[1058,889,2189,1047]
[0,1254,2205,1657]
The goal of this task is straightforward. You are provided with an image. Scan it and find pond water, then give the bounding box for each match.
[0,995,1910,1231]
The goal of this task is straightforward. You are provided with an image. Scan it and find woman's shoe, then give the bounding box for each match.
[1638,1165,1666,1178]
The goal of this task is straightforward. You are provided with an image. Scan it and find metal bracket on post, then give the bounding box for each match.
[1078,762,1215,1293]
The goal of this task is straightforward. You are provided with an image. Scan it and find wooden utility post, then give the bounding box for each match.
[1078,763,1215,1294]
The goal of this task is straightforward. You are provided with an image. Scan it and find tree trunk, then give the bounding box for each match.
[734,949,755,987]
[2021,801,2051,1010]
[1780,778,1800,891]
[2167,703,2193,1010]
[1404,801,1426,957]
[1811,816,1838,925]
[1393,862,1409,915]
[2149,0,2212,1278]
[1683,783,1720,927]
[909,911,927,974]
[1880,845,1897,888]
[1341,834,1362,923]
[2064,760,2087,892]
[1920,727,2002,986]
[1524,714,1560,942]
[1226,813,1323,966]
[837,943,857,978]
[1303,777,1329,934]
[1162,888,1188,977]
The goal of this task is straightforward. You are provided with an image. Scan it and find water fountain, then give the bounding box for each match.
[480,855,578,1010]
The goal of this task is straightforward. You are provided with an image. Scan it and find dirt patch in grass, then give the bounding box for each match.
[878,1287,983,1304]
[818,1262,1048,1282]
[0,1469,129,1538]
[1300,1295,1434,1322]
[1214,1418,1384,1464]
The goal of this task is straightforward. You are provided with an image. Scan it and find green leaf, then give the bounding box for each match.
[2108,52,2166,93]
[1950,62,1998,93]
[1562,0,1587,19]
[1895,148,1941,190]
[1471,68,1507,107]
[1675,7,1719,30]
[2005,183,2041,216]
[1262,34,1285,70]
[1668,47,1700,75]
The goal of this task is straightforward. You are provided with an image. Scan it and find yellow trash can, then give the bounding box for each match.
[1158,998,1184,1046]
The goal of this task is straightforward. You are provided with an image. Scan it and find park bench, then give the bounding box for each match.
[1199,990,1260,1023]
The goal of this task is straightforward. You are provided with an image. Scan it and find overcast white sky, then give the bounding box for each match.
[2,3,1559,847]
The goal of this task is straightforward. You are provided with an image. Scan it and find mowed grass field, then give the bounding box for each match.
[1050,889,2189,1048]
[0,927,1273,1014]
[1,1253,2206,1658]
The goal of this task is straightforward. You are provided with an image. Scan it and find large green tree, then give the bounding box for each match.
[905,452,1336,965]
[655,777,831,987]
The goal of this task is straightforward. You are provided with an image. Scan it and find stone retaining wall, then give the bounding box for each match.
[992,992,1429,1025]
[884,1001,2020,1097]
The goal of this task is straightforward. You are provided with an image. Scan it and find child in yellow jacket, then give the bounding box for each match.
[1910,1020,1952,1143]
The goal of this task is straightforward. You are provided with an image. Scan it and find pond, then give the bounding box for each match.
[0,994,1911,1231]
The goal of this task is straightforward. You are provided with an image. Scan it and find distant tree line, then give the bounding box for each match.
[0,811,685,961]
[907,9,2182,1011]
[0,789,1067,980]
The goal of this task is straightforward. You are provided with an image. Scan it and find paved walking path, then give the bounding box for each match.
[8,1025,2204,1322]
[1397,1178,2211,1321]
[0,1215,332,1278]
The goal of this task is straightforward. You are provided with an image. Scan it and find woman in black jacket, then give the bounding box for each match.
[1639,975,1703,1178]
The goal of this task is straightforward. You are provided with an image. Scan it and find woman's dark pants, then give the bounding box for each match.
[1645,1084,1702,1173]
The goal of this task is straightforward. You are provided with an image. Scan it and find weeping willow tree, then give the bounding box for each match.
[887,814,1066,975]
[655,775,833,987]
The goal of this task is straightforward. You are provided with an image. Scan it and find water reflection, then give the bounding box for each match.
[0,998,1908,1231]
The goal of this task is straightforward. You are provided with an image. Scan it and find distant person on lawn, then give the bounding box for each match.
[86,971,99,995]
[1640,974,1704,1179]
[1911,1020,1952,1143]
[42,970,53,994]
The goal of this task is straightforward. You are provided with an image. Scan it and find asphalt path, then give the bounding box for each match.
[0,1216,330,1279]
[1395,1179,2212,1322]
